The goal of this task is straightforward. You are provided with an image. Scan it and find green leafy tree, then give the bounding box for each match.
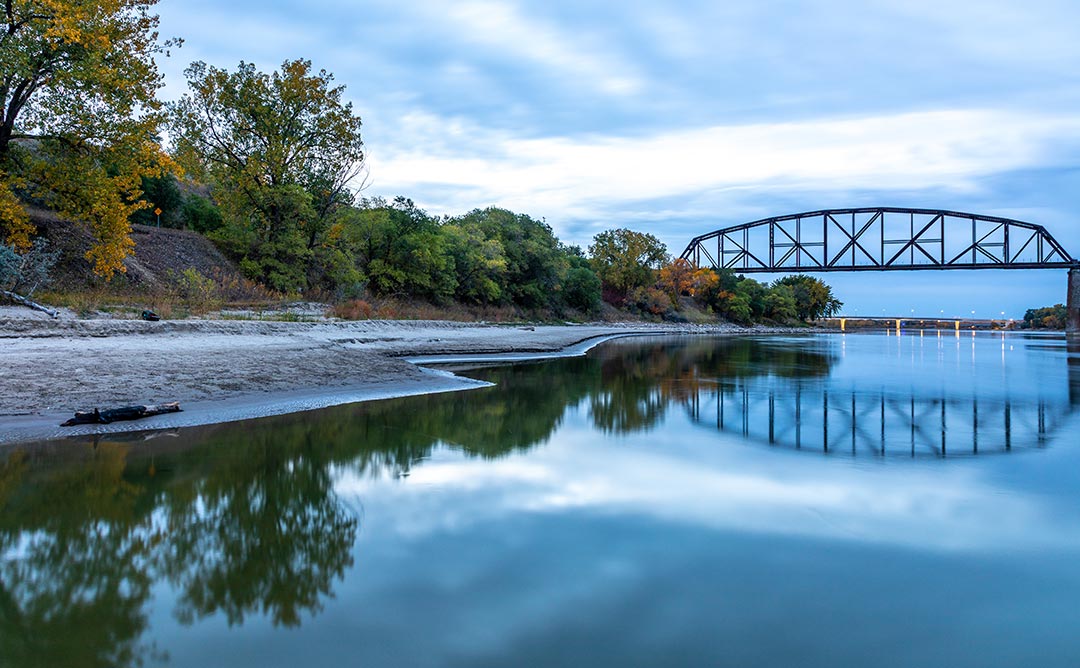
[169,59,365,291]
[452,207,567,309]
[179,194,224,233]
[721,291,753,323]
[0,0,178,274]
[128,173,182,227]
[562,266,602,313]
[337,197,457,301]
[1021,304,1067,330]
[588,228,667,303]
[774,274,843,320]
[443,223,506,304]
[763,283,798,321]
[734,277,767,320]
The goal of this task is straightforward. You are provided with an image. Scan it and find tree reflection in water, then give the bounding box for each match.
[0,426,359,668]
[0,335,880,667]
[0,445,161,668]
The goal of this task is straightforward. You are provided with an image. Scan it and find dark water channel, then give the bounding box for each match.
[2,332,1080,667]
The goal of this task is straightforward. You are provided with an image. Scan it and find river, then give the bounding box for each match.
[2,332,1078,667]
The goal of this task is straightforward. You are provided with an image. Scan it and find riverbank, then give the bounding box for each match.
[0,315,792,444]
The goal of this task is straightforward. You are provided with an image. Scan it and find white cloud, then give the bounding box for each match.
[366,108,1080,228]
[441,0,644,96]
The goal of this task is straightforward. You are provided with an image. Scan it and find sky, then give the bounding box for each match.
[153,0,1080,317]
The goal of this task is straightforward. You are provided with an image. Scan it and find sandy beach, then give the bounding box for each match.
[0,308,763,444]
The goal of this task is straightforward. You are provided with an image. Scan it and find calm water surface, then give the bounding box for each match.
[2,332,1079,667]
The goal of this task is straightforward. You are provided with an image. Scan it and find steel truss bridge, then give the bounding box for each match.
[680,207,1078,273]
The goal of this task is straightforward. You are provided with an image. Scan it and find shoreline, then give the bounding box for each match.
[0,318,800,446]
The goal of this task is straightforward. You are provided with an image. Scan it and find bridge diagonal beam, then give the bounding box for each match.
[884,215,943,267]
[721,231,769,269]
[1010,230,1038,263]
[827,212,881,267]
[773,220,823,267]
[948,222,1006,265]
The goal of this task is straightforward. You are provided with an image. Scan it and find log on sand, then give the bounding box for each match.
[61,402,182,426]
[1,289,58,318]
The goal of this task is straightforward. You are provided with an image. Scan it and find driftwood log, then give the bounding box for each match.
[61,402,182,426]
[1,289,58,318]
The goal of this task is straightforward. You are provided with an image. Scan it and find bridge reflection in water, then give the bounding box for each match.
[681,335,1079,459]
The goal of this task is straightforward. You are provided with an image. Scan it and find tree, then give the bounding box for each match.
[588,228,667,303]
[774,274,843,320]
[1021,304,1066,330]
[337,196,456,301]
[763,283,798,321]
[452,207,567,309]
[129,173,183,227]
[443,223,506,304]
[562,266,602,313]
[734,277,767,320]
[169,59,365,291]
[657,258,695,299]
[179,193,223,233]
[0,0,177,274]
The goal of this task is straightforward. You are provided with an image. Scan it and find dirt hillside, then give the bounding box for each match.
[28,206,243,293]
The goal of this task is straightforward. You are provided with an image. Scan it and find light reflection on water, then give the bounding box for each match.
[1,332,1079,668]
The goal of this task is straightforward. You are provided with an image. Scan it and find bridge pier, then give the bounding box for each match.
[1069,266,1080,336]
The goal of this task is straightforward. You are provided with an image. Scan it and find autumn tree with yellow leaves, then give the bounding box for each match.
[0,0,177,275]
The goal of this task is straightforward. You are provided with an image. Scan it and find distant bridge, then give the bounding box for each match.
[679,207,1080,332]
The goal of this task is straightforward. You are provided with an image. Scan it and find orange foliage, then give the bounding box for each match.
[658,258,695,296]
[689,268,719,296]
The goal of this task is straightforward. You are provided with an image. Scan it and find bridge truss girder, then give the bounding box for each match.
[680,207,1077,273]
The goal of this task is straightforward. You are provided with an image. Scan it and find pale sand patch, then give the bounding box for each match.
[0,317,761,444]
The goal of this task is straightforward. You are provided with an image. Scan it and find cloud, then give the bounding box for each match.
[441,1,644,97]
[366,108,1080,234]
[335,420,1080,554]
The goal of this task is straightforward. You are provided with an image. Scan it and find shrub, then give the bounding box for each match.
[332,299,374,320]
[0,238,59,296]
[629,286,672,316]
[169,267,222,313]
[180,194,224,233]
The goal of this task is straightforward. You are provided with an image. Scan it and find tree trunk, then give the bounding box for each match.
[1,289,58,318]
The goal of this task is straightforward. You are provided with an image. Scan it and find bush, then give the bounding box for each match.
[180,194,224,233]
[0,238,59,296]
[169,267,222,313]
[130,174,183,227]
[628,286,672,316]
[331,299,374,320]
